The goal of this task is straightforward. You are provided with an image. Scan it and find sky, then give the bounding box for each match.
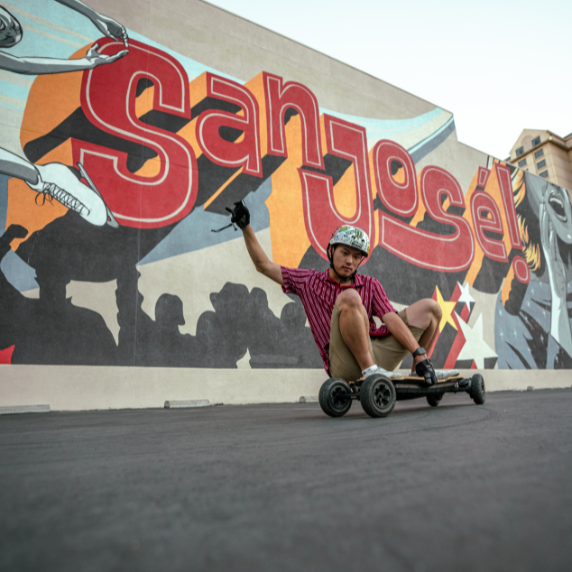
[206,0,571,160]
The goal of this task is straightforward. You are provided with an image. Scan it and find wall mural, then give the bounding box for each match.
[1,1,571,371]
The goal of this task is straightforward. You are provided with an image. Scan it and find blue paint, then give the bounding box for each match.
[0,174,38,291]
[409,117,456,164]
[16,1,99,49]
[0,79,30,102]
[139,177,273,265]
[0,101,25,111]
[0,249,38,292]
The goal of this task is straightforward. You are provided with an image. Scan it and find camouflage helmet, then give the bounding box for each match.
[328,225,370,257]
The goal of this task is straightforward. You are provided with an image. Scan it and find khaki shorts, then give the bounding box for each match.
[328,306,425,381]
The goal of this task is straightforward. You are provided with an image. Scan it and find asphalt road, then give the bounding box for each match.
[1,389,572,572]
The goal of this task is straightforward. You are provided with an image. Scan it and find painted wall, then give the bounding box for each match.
[1,1,571,408]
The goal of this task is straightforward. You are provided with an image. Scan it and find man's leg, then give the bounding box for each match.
[404,298,442,359]
[336,289,375,371]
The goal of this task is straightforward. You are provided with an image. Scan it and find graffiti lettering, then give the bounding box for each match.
[300,115,374,259]
[496,163,521,250]
[379,166,474,272]
[471,191,508,263]
[263,73,323,169]
[196,73,262,177]
[373,139,418,217]
[73,38,197,229]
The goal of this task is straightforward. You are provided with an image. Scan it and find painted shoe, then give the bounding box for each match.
[27,163,107,226]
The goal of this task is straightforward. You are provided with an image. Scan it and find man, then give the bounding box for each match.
[228,201,451,385]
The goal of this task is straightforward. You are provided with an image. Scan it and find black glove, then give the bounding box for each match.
[226,201,250,230]
[415,357,437,386]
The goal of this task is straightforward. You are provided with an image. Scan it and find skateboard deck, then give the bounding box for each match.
[349,374,463,385]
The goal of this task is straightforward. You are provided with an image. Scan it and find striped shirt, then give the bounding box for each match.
[281,267,397,373]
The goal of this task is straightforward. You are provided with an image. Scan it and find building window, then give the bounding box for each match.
[518,158,527,168]
[516,146,524,157]
[532,136,541,147]
[537,159,546,169]
[539,170,549,178]
[534,149,544,159]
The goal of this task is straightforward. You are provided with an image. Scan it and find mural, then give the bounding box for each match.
[1,1,571,371]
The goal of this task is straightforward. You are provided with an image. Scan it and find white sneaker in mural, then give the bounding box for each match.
[27,163,107,226]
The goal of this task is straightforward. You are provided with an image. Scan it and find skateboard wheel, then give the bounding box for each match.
[319,378,352,417]
[360,374,396,418]
[470,373,486,405]
[426,393,443,407]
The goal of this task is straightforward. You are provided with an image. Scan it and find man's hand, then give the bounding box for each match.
[85,43,128,68]
[226,201,250,230]
[415,357,438,386]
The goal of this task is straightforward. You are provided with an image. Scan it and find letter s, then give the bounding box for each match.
[72,39,198,229]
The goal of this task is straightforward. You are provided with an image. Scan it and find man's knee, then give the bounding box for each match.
[335,289,363,311]
[429,299,442,320]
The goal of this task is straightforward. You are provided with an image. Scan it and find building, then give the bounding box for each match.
[1,0,572,412]
[507,129,572,192]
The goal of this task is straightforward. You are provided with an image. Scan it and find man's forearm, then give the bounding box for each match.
[1,54,95,75]
[243,225,269,271]
[242,226,283,284]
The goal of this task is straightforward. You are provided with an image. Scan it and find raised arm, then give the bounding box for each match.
[227,201,283,285]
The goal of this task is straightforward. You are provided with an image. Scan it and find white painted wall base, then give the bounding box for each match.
[1,366,571,412]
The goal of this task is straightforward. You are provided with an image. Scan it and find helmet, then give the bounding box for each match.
[328,225,370,258]
[0,7,23,48]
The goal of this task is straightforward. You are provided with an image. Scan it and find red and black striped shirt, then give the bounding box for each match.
[281,267,397,373]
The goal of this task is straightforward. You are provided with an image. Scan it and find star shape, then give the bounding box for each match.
[456,282,475,311]
[435,287,457,332]
[456,313,497,369]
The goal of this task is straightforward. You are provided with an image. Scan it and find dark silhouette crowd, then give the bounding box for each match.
[0,224,322,369]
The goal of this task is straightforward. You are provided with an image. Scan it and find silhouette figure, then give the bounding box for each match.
[0,224,118,364]
[279,301,322,368]
[115,264,199,366]
[194,283,250,368]
[247,291,322,369]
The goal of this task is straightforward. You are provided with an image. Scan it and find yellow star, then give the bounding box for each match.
[434,287,457,332]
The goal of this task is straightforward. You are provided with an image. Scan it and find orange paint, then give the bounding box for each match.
[267,114,310,268]
[20,47,87,149]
